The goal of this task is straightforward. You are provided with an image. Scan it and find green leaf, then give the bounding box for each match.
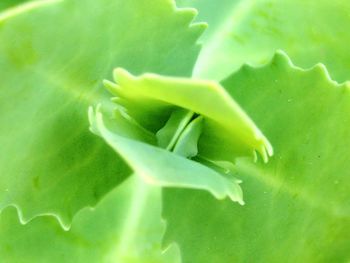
[172,115,203,158]
[192,0,350,82]
[0,0,28,11]
[0,1,60,22]
[163,52,350,262]
[175,0,241,42]
[0,175,181,263]
[156,108,195,150]
[0,0,205,228]
[89,106,244,204]
[89,68,273,205]
[104,68,272,162]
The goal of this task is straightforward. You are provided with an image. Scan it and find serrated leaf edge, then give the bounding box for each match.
[0,0,209,231]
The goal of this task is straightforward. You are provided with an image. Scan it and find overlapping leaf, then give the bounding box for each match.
[163,52,350,262]
[0,0,205,227]
[0,175,180,263]
[175,0,240,41]
[89,69,272,205]
[2,0,350,262]
[191,0,350,82]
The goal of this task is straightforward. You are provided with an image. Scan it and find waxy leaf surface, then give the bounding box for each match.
[192,0,350,82]
[0,175,180,263]
[0,0,205,227]
[164,52,350,262]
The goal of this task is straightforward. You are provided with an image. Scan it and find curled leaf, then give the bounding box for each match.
[89,69,273,204]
